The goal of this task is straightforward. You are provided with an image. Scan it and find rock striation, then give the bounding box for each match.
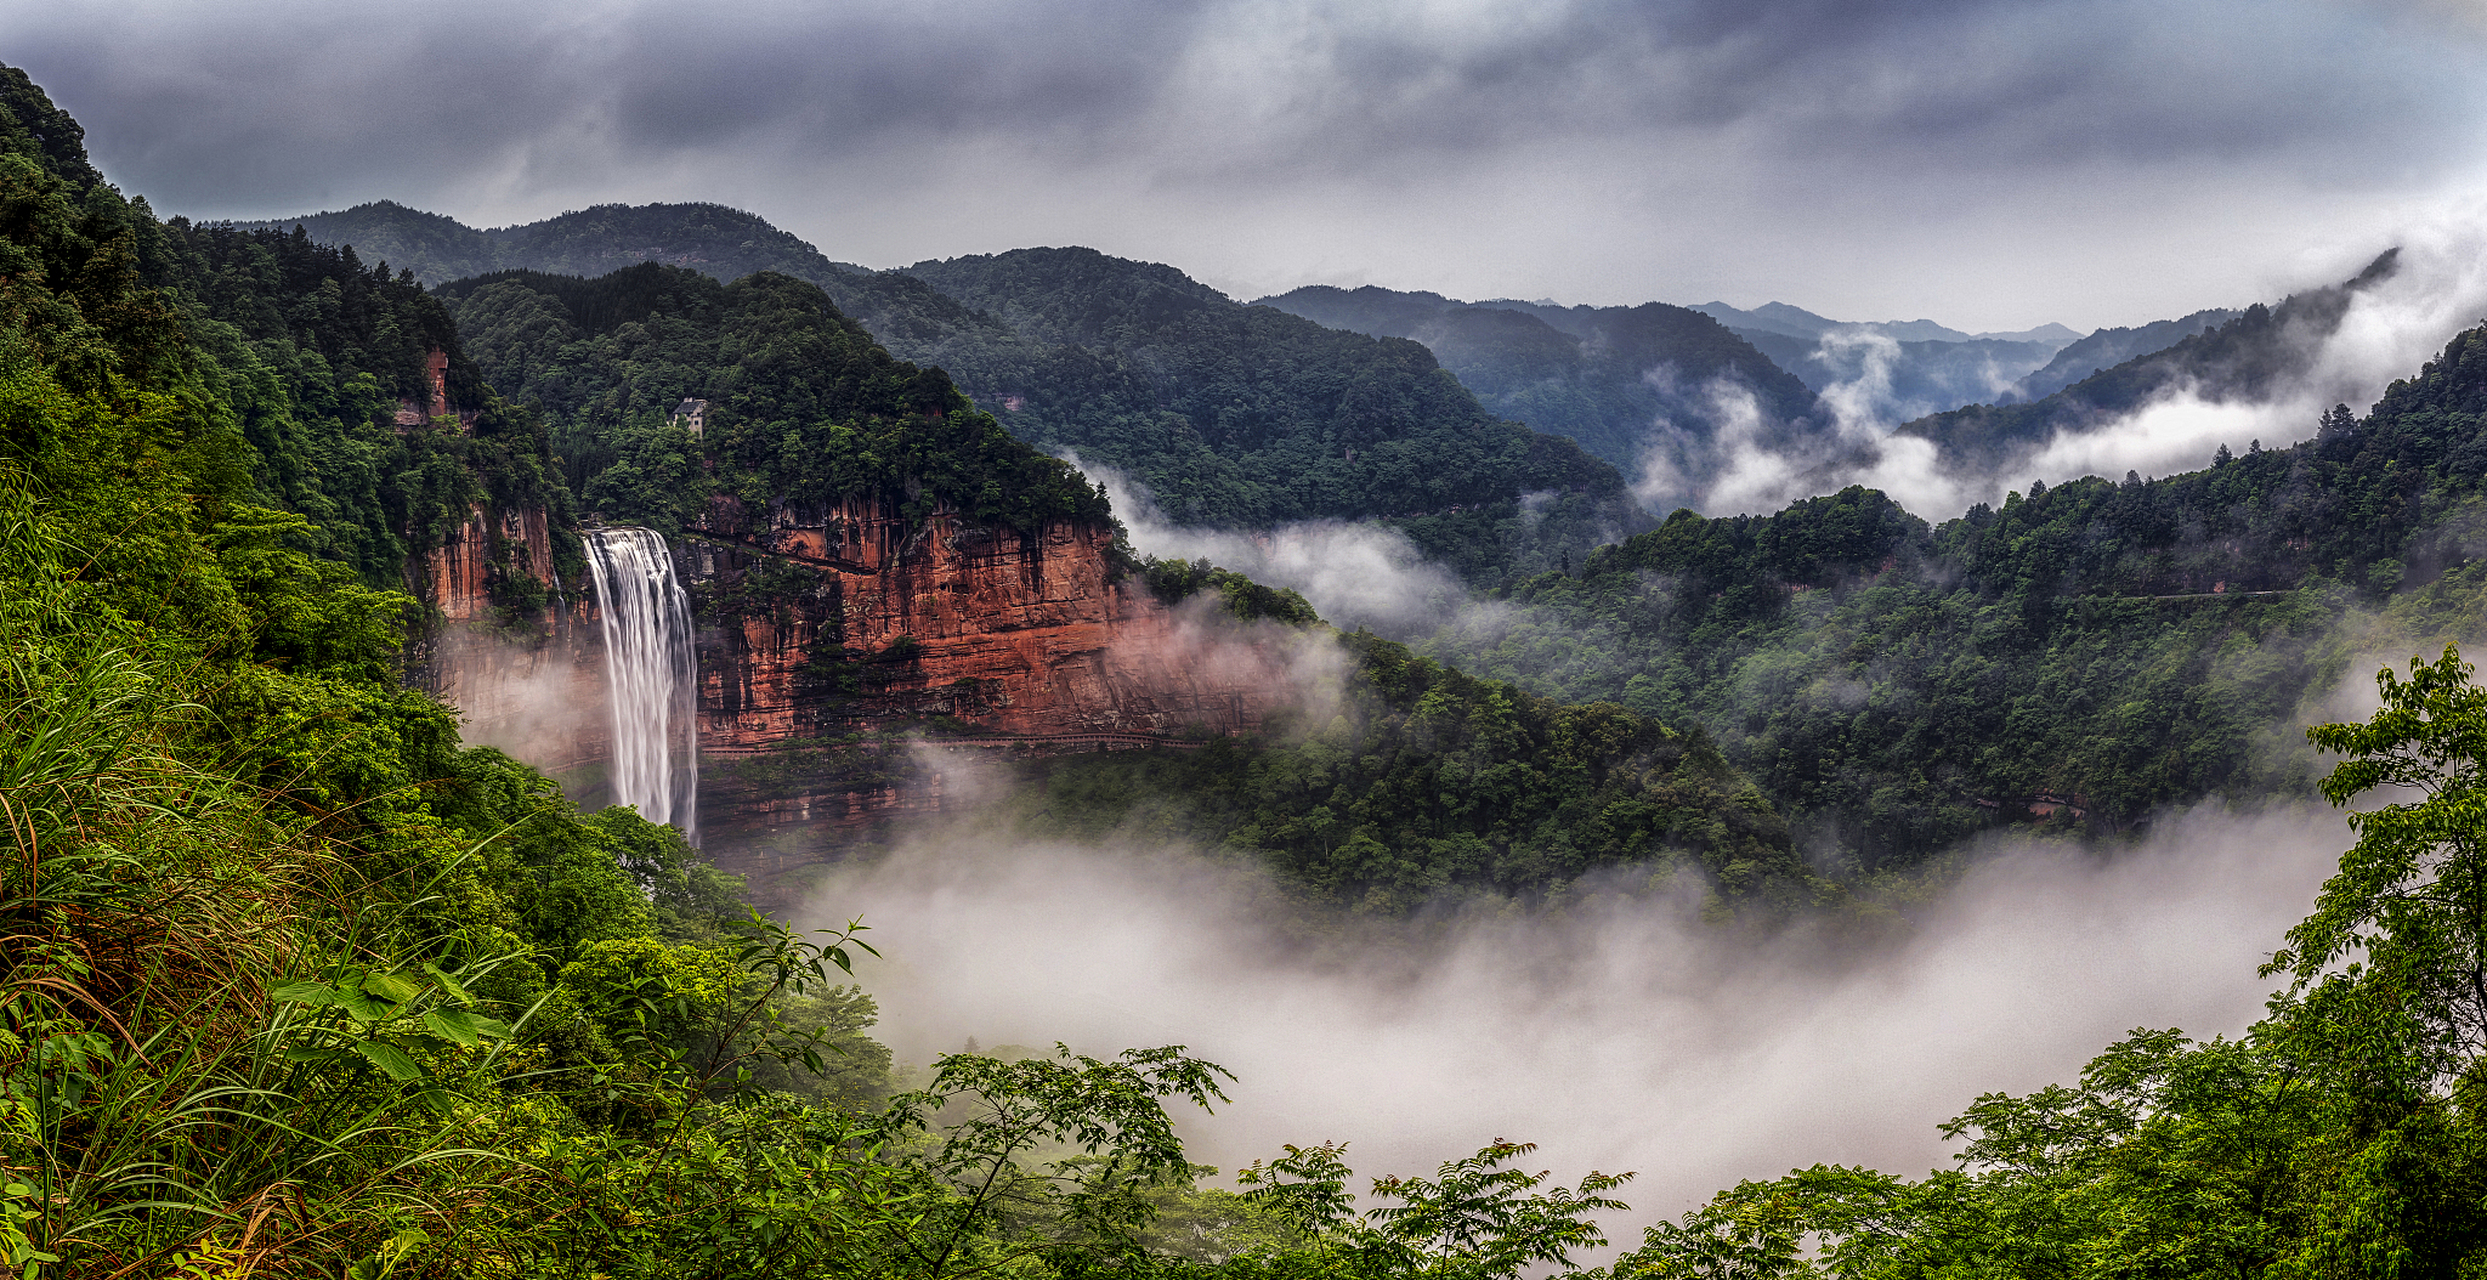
[418,493,1301,880]
[685,492,1281,755]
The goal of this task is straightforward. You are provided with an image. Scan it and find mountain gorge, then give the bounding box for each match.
[1256,283,1833,509]
[1899,250,2403,469]
[251,202,1643,585]
[1690,298,2081,422]
[19,54,2487,1277]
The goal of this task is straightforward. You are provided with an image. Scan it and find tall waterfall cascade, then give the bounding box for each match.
[584,527,699,844]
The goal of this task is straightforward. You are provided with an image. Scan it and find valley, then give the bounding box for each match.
[9,48,2487,1277]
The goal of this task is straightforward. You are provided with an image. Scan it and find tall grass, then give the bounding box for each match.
[0,477,475,1276]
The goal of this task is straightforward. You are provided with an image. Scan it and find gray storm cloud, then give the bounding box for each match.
[10,0,2486,328]
[805,803,2344,1231]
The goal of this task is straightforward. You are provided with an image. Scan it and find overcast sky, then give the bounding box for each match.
[10,0,2484,331]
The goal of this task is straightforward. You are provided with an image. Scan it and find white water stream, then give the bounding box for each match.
[584,526,699,843]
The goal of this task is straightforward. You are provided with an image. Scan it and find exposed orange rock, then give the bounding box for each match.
[413,501,556,625]
[687,492,1284,757]
[421,493,1297,864]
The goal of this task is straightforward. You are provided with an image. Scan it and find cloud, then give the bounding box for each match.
[1076,453,1500,635]
[10,0,2486,329]
[1640,216,2487,519]
[805,803,2344,1229]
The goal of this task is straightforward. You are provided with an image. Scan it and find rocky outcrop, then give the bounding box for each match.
[411,500,611,784]
[412,501,557,625]
[420,491,1302,875]
[686,492,1283,755]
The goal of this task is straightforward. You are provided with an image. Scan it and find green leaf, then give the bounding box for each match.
[270,980,339,1005]
[421,1008,480,1046]
[422,961,477,1007]
[363,971,424,1004]
[353,1040,425,1082]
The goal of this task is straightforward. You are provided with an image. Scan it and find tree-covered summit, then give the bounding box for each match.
[243,199,1649,582]
[895,247,1630,533]
[439,263,1111,536]
[1260,282,1828,488]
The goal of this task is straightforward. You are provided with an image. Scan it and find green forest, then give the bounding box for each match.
[1411,345,2487,870]
[255,201,1643,585]
[16,56,2487,1277]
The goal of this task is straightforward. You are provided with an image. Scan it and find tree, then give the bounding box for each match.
[2280,644,2487,1087]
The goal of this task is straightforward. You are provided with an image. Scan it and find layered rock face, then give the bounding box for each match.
[419,492,1301,881]
[411,501,613,785]
[417,501,557,625]
[687,492,1282,755]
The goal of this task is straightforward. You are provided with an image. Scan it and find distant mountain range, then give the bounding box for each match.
[1252,285,1836,508]
[1899,251,2400,470]
[240,202,1639,582]
[1998,307,2243,403]
[1681,301,2078,424]
[239,199,2339,525]
[1689,300,2079,347]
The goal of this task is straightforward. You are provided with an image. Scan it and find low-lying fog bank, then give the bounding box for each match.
[802,803,2344,1225]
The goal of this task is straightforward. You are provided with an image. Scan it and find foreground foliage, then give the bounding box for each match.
[18,57,2487,1278]
[1613,647,2487,1278]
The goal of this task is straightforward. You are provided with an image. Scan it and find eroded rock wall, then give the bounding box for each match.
[688,492,1281,756]
[419,492,1299,879]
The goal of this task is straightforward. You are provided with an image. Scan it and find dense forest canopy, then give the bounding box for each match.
[1415,324,2487,868]
[436,262,1113,536]
[1259,283,1826,485]
[19,57,2487,1278]
[253,201,1650,583]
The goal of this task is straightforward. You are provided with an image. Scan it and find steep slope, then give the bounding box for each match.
[2001,306,2244,402]
[249,203,1638,581]
[422,262,1809,910]
[1418,316,2487,868]
[1898,251,2399,468]
[1259,283,1827,481]
[899,250,1626,524]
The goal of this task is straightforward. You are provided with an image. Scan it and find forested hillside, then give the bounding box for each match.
[0,67,1842,1274]
[888,250,1634,570]
[1420,324,2487,867]
[434,262,1109,537]
[2001,304,2242,402]
[29,52,2487,1274]
[1901,250,2399,467]
[254,202,1645,583]
[231,199,871,288]
[1258,283,1828,498]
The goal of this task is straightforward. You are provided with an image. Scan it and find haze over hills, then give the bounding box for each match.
[1998,306,2246,403]
[1898,249,2402,471]
[1689,300,2080,347]
[23,44,2487,1275]
[245,201,1640,582]
[1253,284,1836,511]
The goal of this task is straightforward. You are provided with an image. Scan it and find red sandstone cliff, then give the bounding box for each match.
[421,493,1299,862]
[415,501,557,625]
[687,492,1283,756]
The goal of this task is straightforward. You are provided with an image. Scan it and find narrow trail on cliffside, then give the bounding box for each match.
[586,526,702,844]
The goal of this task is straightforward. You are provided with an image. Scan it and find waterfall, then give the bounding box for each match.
[584,527,699,843]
